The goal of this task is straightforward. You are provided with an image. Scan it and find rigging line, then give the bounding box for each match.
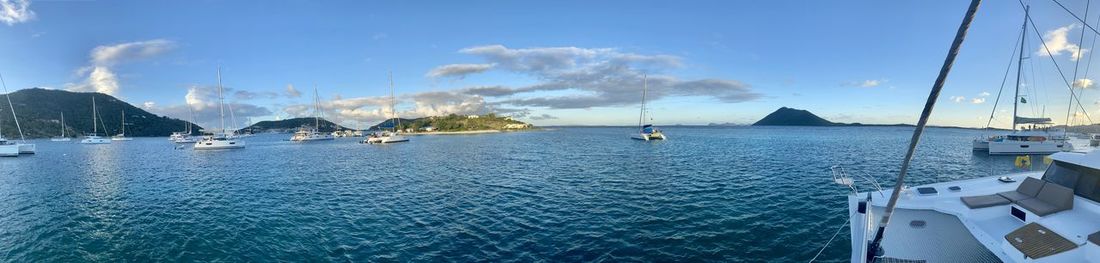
[808,215,851,263]
[1052,0,1100,38]
[0,73,25,141]
[988,27,1024,128]
[1023,8,1095,124]
[1074,2,1100,125]
[1066,0,1090,129]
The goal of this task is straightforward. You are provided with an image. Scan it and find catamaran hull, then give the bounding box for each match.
[987,141,1070,155]
[80,138,111,144]
[364,135,408,144]
[17,144,34,154]
[0,145,17,157]
[972,139,990,150]
[290,136,334,142]
[50,138,71,142]
[111,137,133,141]
[632,133,666,141]
[194,140,245,150]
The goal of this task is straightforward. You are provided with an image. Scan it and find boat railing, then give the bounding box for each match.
[831,165,885,197]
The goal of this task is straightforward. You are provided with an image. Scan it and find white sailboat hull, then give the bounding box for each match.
[987,140,1071,155]
[17,143,34,154]
[194,139,244,150]
[363,134,408,144]
[0,145,17,157]
[111,137,133,141]
[50,138,71,142]
[972,138,990,150]
[290,134,334,141]
[80,137,111,144]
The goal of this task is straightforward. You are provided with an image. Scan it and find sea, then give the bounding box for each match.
[0,126,1064,262]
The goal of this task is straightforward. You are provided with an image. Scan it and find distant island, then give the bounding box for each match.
[370,114,532,134]
[0,88,199,138]
[242,117,349,133]
[752,107,834,126]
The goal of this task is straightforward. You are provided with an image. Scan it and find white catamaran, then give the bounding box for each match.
[364,72,408,144]
[80,97,111,144]
[170,104,197,143]
[972,9,1071,155]
[0,73,34,154]
[51,112,71,142]
[632,74,665,141]
[194,67,244,150]
[290,87,335,142]
[846,3,1100,262]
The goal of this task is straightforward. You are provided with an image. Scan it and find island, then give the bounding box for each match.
[752,107,834,126]
[370,114,533,135]
[0,88,198,138]
[242,118,348,133]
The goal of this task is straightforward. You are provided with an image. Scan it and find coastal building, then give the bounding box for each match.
[466,115,479,119]
[504,123,531,129]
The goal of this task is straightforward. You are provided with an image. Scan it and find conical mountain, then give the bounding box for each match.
[752,107,835,126]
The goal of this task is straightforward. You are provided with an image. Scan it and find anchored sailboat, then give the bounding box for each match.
[80,97,111,144]
[290,86,335,142]
[632,74,665,141]
[973,7,1071,154]
[170,103,196,143]
[364,72,408,144]
[51,112,71,142]
[111,110,133,141]
[0,73,34,154]
[194,66,244,150]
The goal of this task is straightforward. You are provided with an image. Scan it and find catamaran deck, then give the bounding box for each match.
[851,172,1100,262]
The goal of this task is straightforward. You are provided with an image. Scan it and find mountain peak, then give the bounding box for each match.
[752,107,834,126]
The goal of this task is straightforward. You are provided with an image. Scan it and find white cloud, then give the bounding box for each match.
[971,97,985,104]
[979,91,991,97]
[284,84,301,98]
[426,63,495,79]
[65,39,176,96]
[843,79,886,88]
[142,101,156,109]
[1074,78,1094,89]
[0,0,35,26]
[1039,24,1088,61]
[950,96,966,103]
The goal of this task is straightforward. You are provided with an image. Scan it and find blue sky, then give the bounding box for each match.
[0,0,1097,128]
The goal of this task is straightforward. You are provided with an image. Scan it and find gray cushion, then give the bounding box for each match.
[1018,177,1045,197]
[999,191,1034,202]
[1036,183,1074,211]
[961,194,1011,209]
[1017,183,1075,216]
[1017,198,1061,216]
[1090,232,1100,245]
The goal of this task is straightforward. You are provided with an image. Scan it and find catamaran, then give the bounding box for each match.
[0,119,18,157]
[972,8,1071,155]
[80,97,111,144]
[0,73,34,154]
[844,3,1100,262]
[364,72,408,144]
[111,110,133,141]
[194,67,244,150]
[632,74,665,141]
[51,112,71,142]
[170,104,197,143]
[290,87,334,142]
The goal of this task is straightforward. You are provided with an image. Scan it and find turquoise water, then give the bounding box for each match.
[0,127,1042,261]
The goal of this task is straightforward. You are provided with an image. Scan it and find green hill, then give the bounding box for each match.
[370,114,532,132]
[0,88,199,138]
[752,107,835,126]
[243,117,348,133]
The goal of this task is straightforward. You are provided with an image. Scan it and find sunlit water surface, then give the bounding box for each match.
[0,127,1052,261]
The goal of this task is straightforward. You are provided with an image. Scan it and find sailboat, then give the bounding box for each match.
[50,112,71,142]
[972,10,1070,154]
[632,74,665,141]
[290,87,335,142]
[194,66,244,150]
[111,110,133,141]
[80,97,111,144]
[0,73,34,154]
[170,104,196,143]
[364,72,408,144]
[845,3,1100,262]
[0,117,18,157]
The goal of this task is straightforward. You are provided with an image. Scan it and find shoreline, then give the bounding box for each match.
[405,130,504,135]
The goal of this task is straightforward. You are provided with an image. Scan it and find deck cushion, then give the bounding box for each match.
[1017,177,1045,197]
[998,191,1033,202]
[1017,183,1074,217]
[961,194,1011,209]
[1090,232,1100,246]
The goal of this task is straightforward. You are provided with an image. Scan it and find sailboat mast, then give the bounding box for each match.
[389,71,399,132]
[0,73,25,141]
[1013,6,1028,131]
[217,66,226,134]
[186,103,194,134]
[314,86,320,130]
[61,112,65,137]
[639,74,648,132]
[92,97,98,134]
[120,110,125,135]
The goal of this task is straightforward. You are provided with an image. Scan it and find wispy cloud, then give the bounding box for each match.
[971,97,985,104]
[1039,24,1088,61]
[1074,78,1094,89]
[949,96,966,103]
[0,0,35,26]
[529,113,558,120]
[425,63,495,79]
[66,39,176,95]
[843,79,886,88]
[284,84,301,98]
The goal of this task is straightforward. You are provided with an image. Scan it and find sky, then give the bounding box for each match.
[1,0,1099,129]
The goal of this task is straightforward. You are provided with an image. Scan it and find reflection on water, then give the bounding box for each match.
[0,127,1063,261]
